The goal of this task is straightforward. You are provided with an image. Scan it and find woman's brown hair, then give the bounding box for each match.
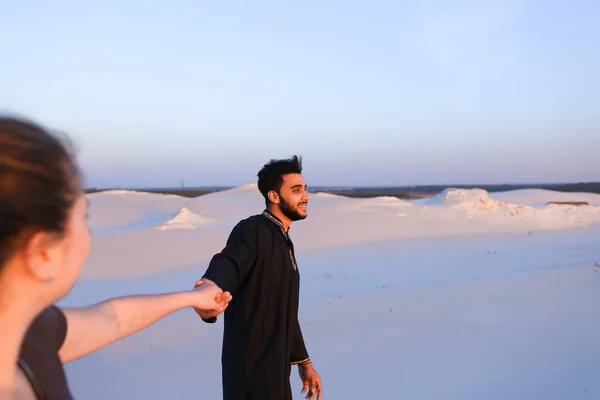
[0,116,80,267]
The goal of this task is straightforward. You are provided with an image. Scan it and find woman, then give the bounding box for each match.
[0,116,231,399]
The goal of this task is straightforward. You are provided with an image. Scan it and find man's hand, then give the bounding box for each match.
[193,279,230,319]
[299,363,322,400]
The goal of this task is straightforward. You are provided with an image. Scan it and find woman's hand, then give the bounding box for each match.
[191,279,232,313]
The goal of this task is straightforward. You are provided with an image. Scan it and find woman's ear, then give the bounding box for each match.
[22,231,58,283]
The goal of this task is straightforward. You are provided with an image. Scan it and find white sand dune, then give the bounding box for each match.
[181,183,266,224]
[156,207,215,231]
[61,185,600,399]
[424,188,532,211]
[87,190,189,233]
[491,188,600,207]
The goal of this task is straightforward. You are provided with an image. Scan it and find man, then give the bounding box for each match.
[194,155,322,400]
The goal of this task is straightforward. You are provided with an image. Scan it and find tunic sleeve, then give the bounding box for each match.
[202,219,259,296]
[290,318,310,365]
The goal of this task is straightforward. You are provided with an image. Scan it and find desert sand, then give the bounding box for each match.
[59,185,600,399]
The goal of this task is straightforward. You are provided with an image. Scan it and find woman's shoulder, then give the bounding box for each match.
[20,305,73,399]
[25,305,68,351]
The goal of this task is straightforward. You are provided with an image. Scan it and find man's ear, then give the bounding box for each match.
[268,190,280,204]
[22,231,57,283]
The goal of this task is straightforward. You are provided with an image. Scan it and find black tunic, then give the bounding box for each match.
[19,305,74,400]
[202,210,310,400]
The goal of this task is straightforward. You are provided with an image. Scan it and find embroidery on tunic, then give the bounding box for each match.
[262,210,298,270]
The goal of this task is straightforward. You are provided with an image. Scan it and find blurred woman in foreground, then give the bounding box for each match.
[0,116,231,399]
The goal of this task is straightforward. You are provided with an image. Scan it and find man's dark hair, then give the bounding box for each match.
[257,155,303,204]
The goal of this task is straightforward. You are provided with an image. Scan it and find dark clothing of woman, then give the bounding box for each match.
[19,305,74,400]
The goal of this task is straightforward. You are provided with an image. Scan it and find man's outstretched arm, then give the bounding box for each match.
[194,219,259,322]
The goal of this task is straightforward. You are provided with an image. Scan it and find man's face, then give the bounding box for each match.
[275,173,309,221]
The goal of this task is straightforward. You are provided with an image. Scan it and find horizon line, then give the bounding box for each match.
[84,181,600,191]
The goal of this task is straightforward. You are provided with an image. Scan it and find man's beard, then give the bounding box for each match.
[279,196,306,221]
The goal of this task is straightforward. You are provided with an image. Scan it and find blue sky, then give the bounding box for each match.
[1,0,598,188]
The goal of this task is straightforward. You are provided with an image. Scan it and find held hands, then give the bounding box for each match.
[299,363,322,400]
[191,279,232,317]
[192,278,231,319]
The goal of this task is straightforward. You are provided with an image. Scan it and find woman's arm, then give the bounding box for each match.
[58,283,230,363]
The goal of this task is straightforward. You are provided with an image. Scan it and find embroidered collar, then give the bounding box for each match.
[262,209,298,270]
[262,209,289,232]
